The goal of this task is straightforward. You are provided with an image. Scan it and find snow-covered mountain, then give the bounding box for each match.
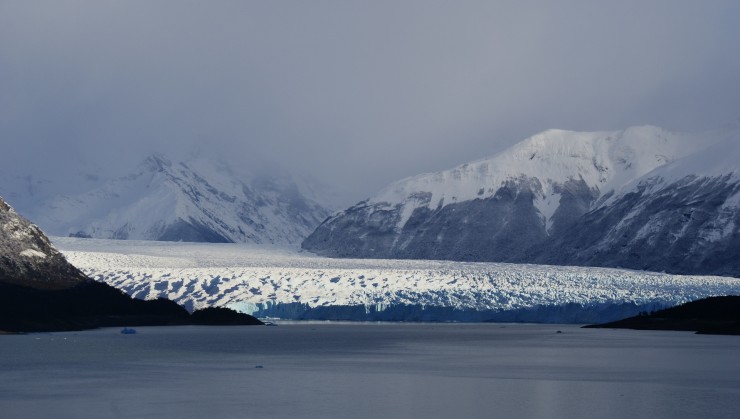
[303,125,739,276]
[532,133,740,275]
[10,154,333,245]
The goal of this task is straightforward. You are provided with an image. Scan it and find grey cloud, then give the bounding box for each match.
[2,1,739,204]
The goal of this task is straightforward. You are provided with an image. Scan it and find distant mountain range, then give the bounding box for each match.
[1,154,334,245]
[2,126,737,277]
[303,125,740,277]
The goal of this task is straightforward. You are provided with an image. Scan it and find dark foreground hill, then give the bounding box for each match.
[0,280,263,333]
[584,296,740,335]
[1,195,262,333]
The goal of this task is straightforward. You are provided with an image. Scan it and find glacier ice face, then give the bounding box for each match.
[55,237,740,323]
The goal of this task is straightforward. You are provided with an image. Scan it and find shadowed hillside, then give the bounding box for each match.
[1,195,262,332]
[585,296,740,335]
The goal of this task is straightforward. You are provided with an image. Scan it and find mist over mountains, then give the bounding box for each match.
[303,125,740,277]
[0,153,337,245]
[2,124,738,277]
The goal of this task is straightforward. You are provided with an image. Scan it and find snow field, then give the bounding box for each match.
[55,237,740,321]
[372,126,718,231]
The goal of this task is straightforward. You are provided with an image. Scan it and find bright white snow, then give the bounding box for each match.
[19,249,46,259]
[54,237,740,322]
[371,126,721,231]
[7,154,332,245]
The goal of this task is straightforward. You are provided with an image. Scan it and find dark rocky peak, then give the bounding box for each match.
[142,153,173,173]
[0,195,87,289]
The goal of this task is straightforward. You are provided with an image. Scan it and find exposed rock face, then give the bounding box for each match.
[0,196,87,289]
[533,174,740,277]
[303,126,740,276]
[1,196,263,332]
[305,177,597,261]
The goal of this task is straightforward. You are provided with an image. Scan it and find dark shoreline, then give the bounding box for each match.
[0,281,263,333]
[584,296,740,335]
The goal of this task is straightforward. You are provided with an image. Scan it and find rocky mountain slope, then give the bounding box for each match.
[303,126,739,276]
[531,135,740,276]
[0,196,261,332]
[5,154,332,245]
[0,196,88,289]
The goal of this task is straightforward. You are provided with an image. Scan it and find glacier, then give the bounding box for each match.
[55,237,740,323]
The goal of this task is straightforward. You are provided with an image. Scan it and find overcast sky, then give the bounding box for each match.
[2,1,739,204]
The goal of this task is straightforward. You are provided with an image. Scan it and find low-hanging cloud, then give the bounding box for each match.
[2,0,739,203]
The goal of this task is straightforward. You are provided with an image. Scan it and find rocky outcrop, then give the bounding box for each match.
[1,195,262,332]
[0,196,87,289]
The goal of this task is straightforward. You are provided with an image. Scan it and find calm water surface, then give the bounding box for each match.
[1,323,739,418]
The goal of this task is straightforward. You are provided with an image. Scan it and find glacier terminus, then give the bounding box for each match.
[56,237,740,323]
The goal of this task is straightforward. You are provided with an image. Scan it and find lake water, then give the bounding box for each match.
[1,323,739,418]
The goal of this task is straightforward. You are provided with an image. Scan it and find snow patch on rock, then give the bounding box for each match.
[19,249,46,259]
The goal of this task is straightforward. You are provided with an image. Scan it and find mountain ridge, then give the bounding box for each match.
[303,125,739,276]
[532,133,740,276]
[4,154,333,245]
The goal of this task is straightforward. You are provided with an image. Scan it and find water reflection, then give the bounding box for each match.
[1,324,739,418]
